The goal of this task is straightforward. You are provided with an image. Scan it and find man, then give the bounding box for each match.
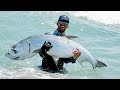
[39,15,81,74]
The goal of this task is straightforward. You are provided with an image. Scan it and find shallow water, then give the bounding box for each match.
[0,11,120,79]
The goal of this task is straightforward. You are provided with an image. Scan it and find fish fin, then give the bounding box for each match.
[64,35,78,39]
[96,59,107,68]
[77,60,84,68]
[52,56,59,62]
[33,49,41,53]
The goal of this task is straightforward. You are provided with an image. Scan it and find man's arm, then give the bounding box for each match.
[58,49,81,64]
[39,41,53,59]
[39,41,59,71]
[59,57,76,64]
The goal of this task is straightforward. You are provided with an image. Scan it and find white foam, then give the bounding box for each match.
[0,67,68,79]
[68,11,120,25]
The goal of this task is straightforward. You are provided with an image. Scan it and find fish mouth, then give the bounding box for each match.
[5,53,20,60]
[5,53,11,57]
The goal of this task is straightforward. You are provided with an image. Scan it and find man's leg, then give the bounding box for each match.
[57,58,68,74]
[40,56,58,73]
[57,57,76,74]
[57,58,64,70]
[40,58,49,70]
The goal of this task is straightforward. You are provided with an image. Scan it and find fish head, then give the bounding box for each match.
[5,44,24,60]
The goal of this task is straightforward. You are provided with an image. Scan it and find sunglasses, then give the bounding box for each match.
[58,21,69,26]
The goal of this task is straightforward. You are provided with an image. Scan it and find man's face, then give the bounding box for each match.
[57,21,69,33]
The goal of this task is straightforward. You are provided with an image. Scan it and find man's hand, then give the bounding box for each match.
[40,41,53,53]
[72,48,81,60]
[39,41,53,58]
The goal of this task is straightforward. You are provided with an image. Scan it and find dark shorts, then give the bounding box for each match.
[37,65,67,74]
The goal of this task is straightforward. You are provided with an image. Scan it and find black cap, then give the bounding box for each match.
[58,15,69,23]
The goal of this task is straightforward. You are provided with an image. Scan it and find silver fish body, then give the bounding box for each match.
[5,34,107,69]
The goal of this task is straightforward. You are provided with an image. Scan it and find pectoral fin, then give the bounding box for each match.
[33,49,41,53]
[77,60,84,68]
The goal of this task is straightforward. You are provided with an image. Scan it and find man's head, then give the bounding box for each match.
[57,15,69,33]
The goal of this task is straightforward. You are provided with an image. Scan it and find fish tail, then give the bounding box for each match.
[96,59,107,68]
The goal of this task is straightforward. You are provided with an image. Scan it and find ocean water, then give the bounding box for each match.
[0,11,120,79]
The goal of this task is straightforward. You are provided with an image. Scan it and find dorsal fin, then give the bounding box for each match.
[65,35,78,39]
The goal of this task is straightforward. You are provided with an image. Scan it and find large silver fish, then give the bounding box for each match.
[5,34,107,69]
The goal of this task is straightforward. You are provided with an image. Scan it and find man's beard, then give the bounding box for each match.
[58,27,65,33]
